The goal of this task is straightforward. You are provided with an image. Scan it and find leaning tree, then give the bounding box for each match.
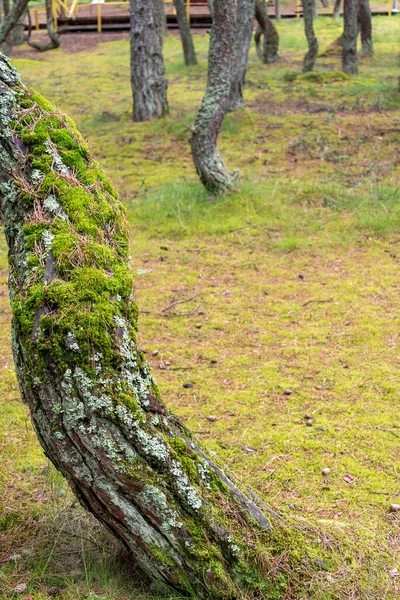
[129,0,168,121]
[0,45,338,597]
[174,0,197,66]
[254,0,279,65]
[227,0,255,111]
[302,0,318,72]
[190,0,237,193]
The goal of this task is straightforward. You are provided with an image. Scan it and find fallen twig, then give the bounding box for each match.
[302,298,333,307]
[161,285,199,313]
[365,426,400,439]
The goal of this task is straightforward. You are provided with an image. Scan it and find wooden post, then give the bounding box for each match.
[52,0,58,31]
[34,8,39,30]
[388,0,392,16]
[186,0,190,23]
[275,0,281,20]
[97,1,102,31]
[296,0,301,18]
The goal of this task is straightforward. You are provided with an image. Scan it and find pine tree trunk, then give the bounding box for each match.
[342,0,358,74]
[358,0,372,56]
[129,0,168,122]
[302,0,318,72]
[0,51,286,598]
[156,0,167,36]
[0,0,12,55]
[0,0,29,51]
[275,0,281,20]
[27,0,60,52]
[13,7,27,46]
[333,0,341,19]
[254,0,279,64]
[174,0,197,66]
[227,0,255,111]
[207,0,214,18]
[190,0,236,194]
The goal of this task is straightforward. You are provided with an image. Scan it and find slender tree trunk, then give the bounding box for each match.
[156,0,167,36]
[275,0,281,20]
[358,0,372,56]
[302,0,318,72]
[130,0,168,122]
[254,0,279,64]
[227,0,255,111]
[0,51,286,600]
[0,0,12,55]
[333,0,341,18]
[207,0,214,18]
[13,7,27,46]
[27,0,60,52]
[0,0,28,51]
[313,0,318,18]
[174,0,197,66]
[191,0,237,194]
[342,0,358,74]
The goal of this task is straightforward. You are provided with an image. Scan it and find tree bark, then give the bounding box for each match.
[302,0,318,72]
[0,0,29,51]
[155,0,167,36]
[275,0,281,20]
[27,0,60,52]
[13,7,27,46]
[342,0,358,74]
[207,0,214,18]
[0,51,288,599]
[174,0,197,66]
[358,0,372,56]
[227,0,255,111]
[190,0,237,194]
[254,0,279,65]
[130,0,168,122]
[333,0,341,18]
[0,0,12,55]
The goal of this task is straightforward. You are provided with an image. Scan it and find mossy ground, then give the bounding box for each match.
[1,16,400,600]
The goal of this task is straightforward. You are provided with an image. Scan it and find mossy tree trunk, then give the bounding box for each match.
[174,0,197,66]
[0,51,288,598]
[358,0,372,56]
[302,0,318,72]
[129,0,168,122]
[227,0,255,111]
[190,0,237,194]
[342,0,358,74]
[254,0,279,64]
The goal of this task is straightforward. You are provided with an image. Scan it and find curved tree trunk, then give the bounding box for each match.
[358,0,372,56]
[254,0,279,64]
[0,0,12,55]
[333,0,341,18]
[227,0,255,111]
[302,0,318,72]
[342,0,358,74]
[0,51,285,599]
[0,0,29,51]
[28,0,60,52]
[174,0,197,66]
[190,0,236,194]
[130,0,168,122]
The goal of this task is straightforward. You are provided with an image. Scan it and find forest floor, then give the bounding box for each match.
[1,16,400,600]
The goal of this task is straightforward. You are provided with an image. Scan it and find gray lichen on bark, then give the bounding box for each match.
[254,0,279,65]
[342,0,358,74]
[302,0,318,72]
[174,0,197,66]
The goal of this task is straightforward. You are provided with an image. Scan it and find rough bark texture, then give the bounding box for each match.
[0,51,306,599]
[358,0,373,56]
[0,0,28,51]
[207,0,214,18]
[254,0,279,64]
[0,0,12,55]
[156,0,167,36]
[27,0,60,52]
[190,0,236,194]
[275,0,281,20]
[227,0,255,111]
[333,0,341,19]
[13,7,27,46]
[302,0,318,72]
[174,0,197,66]
[342,0,358,74]
[130,0,168,122]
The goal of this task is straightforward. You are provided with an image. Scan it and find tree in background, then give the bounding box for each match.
[174,0,197,66]
[302,0,318,71]
[228,0,255,110]
[129,0,168,121]
[358,0,373,56]
[342,0,358,73]
[254,0,279,64]
[27,0,60,51]
[191,0,237,193]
